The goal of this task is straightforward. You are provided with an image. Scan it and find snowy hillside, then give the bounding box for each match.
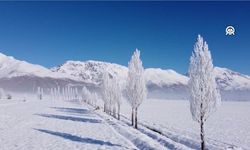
[51,60,128,86]
[51,61,190,99]
[53,60,250,101]
[214,67,250,90]
[145,68,188,86]
[0,53,89,94]
[0,52,250,100]
[0,53,73,79]
[214,67,250,101]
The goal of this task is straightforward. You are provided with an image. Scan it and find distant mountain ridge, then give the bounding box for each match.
[0,52,250,101]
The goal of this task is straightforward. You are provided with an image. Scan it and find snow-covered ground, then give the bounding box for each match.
[120,99,250,149]
[0,97,249,150]
[0,98,138,150]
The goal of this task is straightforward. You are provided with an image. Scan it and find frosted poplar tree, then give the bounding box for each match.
[74,88,78,100]
[57,86,60,100]
[50,88,53,100]
[113,76,122,120]
[92,92,98,107]
[37,87,43,100]
[0,88,4,99]
[62,87,65,100]
[126,49,147,129]
[67,86,70,100]
[102,71,111,113]
[102,71,122,118]
[81,86,91,104]
[188,35,221,150]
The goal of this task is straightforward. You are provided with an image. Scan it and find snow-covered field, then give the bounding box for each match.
[0,97,249,150]
[0,98,138,150]
[121,99,250,149]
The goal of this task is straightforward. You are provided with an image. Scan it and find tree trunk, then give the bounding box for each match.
[135,107,138,129]
[118,104,120,120]
[131,108,134,126]
[113,106,116,118]
[200,115,205,150]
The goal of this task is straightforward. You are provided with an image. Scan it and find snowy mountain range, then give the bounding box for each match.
[0,52,250,101]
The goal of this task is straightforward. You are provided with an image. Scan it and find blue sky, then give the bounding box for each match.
[0,1,249,74]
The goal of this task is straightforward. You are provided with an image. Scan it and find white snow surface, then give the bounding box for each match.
[0,98,137,150]
[0,95,249,150]
[120,99,250,150]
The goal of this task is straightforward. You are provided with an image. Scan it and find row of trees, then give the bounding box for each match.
[36,86,99,107]
[80,86,98,107]
[99,35,221,150]
[102,71,122,120]
[100,49,147,129]
[37,86,80,101]
[35,35,220,150]
[0,88,12,100]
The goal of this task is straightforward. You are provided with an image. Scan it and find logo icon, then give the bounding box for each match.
[226,26,235,35]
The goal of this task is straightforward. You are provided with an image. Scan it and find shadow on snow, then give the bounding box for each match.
[34,128,122,147]
[51,107,90,115]
[35,113,102,123]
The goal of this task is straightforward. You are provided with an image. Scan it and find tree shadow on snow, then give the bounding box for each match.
[51,107,90,115]
[35,114,102,124]
[34,128,123,147]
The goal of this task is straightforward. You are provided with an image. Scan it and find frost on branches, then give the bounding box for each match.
[188,35,221,150]
[102,71,122,119]
[126,49,147,129]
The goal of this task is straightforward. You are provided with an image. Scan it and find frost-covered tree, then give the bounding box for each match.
[113,76,122,120]
[102,71,111,113]
[91,92,98,107]
[57,86,61,100]
[102,71,122,118]
[126,49,147,129]
[37,87,43,100]
[109,76,121,118]
[74,88,78,100]
[62,87,66,100]
[81,86,91,104]
[0,88,5,99]
[188,35,221,150]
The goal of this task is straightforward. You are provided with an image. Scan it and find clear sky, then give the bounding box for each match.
[0,1,249,74]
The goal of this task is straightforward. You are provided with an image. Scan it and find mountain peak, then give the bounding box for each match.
[214,67,250,90]
[0,52,250,100]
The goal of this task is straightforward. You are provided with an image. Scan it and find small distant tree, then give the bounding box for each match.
[113,77,122,120]
[102,71,111,113]
[50,88,53,100]
[188,35,221,150]
[92,92,98,107]
[0,88,4,99]
[126,49,147,129]
[81,86,91,104]
[37,87,43,100]
[74,87,78,100]
[57,86,61,100]
[6,94,12,100]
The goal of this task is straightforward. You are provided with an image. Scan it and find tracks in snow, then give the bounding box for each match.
[87,104,242,150]
[92,108,194,150]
